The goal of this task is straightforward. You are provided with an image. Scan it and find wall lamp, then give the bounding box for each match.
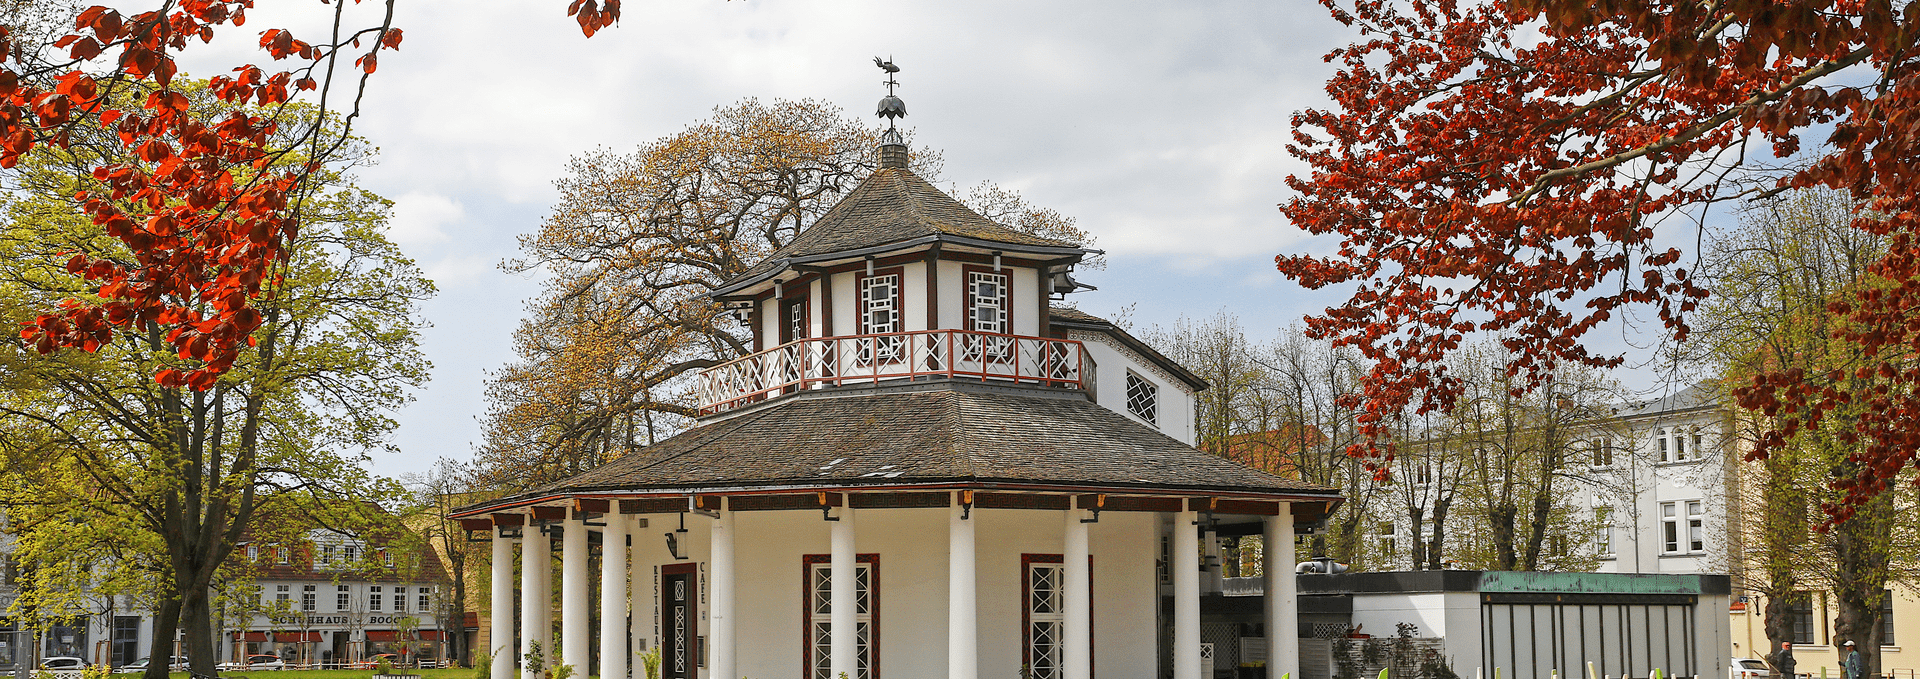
[663,512,690,560]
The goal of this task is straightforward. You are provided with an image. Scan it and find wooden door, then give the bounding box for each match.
[661,564,698,679]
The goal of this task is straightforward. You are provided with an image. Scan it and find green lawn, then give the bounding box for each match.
[184,670,475,679]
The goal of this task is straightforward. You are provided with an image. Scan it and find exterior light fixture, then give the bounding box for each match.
[664,512,690,560]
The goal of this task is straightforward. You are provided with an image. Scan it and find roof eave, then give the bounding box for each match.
[452,478,1341,519]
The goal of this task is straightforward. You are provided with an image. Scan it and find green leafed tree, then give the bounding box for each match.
[0,86,431,679]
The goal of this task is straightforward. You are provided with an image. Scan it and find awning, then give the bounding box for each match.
[234,632,268,642]
[365,631,400,642]
[276,632,324,643]
[417,631,444,641]
[462,612,478,630]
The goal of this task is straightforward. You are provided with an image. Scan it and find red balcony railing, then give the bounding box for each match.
[696,329,1086,415]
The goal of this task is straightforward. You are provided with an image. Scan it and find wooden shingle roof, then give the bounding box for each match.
[725,167,1086,287]
[508,387,1335,499]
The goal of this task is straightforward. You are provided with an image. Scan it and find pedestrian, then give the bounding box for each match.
[1778,641,1797,679]
[1843,640,1863,679]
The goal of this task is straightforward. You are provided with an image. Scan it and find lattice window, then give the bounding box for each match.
[393,587,407,613]
[968,271,1013,363]
[805,558,876,679]
[368,585,382,612]
[859,273,902,365]
[302,585,317,612]
[419,588,432,613]
[1027,564,1064,679]
[1125,370,1158,425]
[784,298,809,344]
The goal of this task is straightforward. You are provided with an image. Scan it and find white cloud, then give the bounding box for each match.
[385,192,464,248]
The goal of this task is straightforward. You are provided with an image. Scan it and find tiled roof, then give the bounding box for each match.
[1047,306,1109,326]
[729,167,1084,285]
[518,387,1335,498]
[1620,381,1721,417]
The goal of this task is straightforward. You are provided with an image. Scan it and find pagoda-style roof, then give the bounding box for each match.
[455,383,1339,517]
[713,166,1092,298]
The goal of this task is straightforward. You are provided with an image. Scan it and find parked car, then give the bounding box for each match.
[219,655,286,671]
[114,658,150,674]
[1733,658,1773,679]
[40,657,86,671]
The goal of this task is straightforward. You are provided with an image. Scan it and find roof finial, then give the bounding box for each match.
[874,56,907,150]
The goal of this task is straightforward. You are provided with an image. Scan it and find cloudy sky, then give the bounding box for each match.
[155,0,1669,478]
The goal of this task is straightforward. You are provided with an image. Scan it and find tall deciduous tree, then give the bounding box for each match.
[0,102,430,678]
[1278,0,1920,517]
[1697,189,1920,674]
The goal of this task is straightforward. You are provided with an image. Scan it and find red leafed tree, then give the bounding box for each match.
[1279,0,1920,514]
[7,0,617,390]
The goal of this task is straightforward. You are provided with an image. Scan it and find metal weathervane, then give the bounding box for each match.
[874,56,906,144]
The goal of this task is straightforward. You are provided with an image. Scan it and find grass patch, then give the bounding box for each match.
[180,669,472,679]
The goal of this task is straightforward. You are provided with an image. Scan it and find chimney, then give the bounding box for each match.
[878,140,909,169]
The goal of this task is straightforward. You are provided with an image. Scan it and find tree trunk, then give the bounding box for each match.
[1522,492,1551,571]
[183,586,217,677]
[1406,505,1426,568]
[451,550,469,667]
[142,598,182,679]
[1490,501,1519,570]
[1426,496,1451,570]
[1831,489,1893,676]
[1759,455,1801,674]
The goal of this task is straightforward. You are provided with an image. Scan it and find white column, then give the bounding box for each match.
[949,498,977,679]
[1174,510,1201,679]
[561,516,589,675]
[710,501,736,679]
[491,527,516,679]
[830,507,858,679]
[1267,505,1299,679]
[600,512,629,679]
[1203,528,1223,594]
[629,516,648,657]
[521,524,550,679]
[1063,509,1091,679]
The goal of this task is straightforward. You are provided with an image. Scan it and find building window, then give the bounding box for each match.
[275,584,291,606]
[419,588,432,613]
[1884,591,1897,645]
[968,271,1009,334]
[802,555,877,679]
[320,545,334,566]
[1789,593,1816,644]
[246,544,258,560]
[302,585,317,612]
[1692,431,1705,458]
[277,546,290,565]
[1027,560,1064,679]
[337,585,351,612]
[1595,506,1614,556]
[781,296,809,345]
[393,587,406,613]
[1662,501,1706,554]
[369,585,382,612]
[1674,429,1690,461]
[344,546,358,563]
[1591,438,1614,467]
[1375,522,1398,558]
[1687,500,1705,552]
[1657,430,1670,462]
[1662,502,1679,553]
[1124,371,1158,426]
[1022,554,1090,679]
[857,271,902,365]
[965,270,1013,363]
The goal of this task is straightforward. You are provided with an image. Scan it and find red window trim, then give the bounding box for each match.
[780,292,811,345]
[960,264,1013,334]
[1021,553,1094,678]
[800,553,882,679]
